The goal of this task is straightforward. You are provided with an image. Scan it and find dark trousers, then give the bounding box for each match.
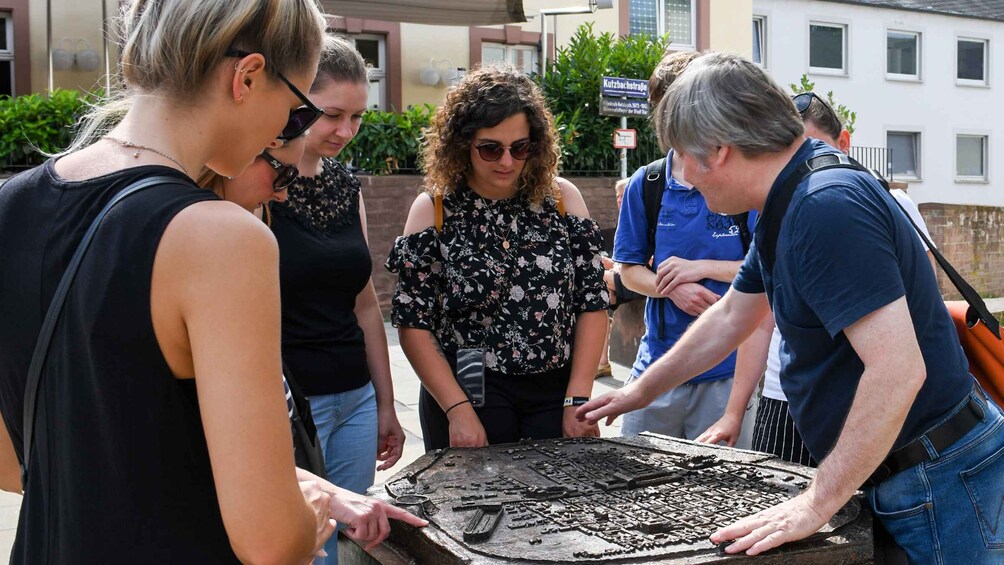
[419,364,571,451]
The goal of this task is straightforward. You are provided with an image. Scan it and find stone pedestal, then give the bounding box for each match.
[344,435,873,564]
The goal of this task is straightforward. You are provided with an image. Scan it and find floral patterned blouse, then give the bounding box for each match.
[385,185,609,376]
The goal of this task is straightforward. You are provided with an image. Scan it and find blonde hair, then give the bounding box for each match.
[66,0,326,153]
[420,65,560,205]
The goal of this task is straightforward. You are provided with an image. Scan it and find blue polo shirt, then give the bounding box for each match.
[733,139,972,460]
[614,151,755,381]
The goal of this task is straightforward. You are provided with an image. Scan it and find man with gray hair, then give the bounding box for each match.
[578,52,1003,562]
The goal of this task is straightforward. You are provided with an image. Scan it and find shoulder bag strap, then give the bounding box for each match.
[731,212,752,255]
[759,153,851,275]
[760,154,1000,338]
[434,192,444,233]
[21,175,179,488]
[553,183,566,217]
[887,194,1001,339]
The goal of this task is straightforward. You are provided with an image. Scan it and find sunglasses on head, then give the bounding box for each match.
[792,92,842,128]
[259,150,299,192]
[474,139,535,162]
[225,49,323,141]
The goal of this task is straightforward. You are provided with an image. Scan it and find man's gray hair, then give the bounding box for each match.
[655,52,804,161]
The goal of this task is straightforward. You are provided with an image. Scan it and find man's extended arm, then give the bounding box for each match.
[577,287,771,425]
[712,295,926,556]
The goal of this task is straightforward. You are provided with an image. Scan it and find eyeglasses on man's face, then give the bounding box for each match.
[473,139,535,162]
[259,150,299,192]
[225,49,323,141]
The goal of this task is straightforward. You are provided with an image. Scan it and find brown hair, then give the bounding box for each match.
[649,49,701,107]
[420,65,560,204]
[800,95,843,141]
[311,33,368,92]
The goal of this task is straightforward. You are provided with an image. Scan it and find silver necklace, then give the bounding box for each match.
[103,136,190,177]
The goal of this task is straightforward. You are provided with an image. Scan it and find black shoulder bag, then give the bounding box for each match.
[21,176,178,489]
[282,364,327,477]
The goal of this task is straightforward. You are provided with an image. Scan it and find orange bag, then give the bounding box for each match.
[885,194,1004,408]
[946,301,1004,407]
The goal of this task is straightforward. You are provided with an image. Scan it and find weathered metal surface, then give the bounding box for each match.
[356,434,873,564]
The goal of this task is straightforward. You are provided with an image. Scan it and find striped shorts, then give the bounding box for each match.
[750,396,817,467]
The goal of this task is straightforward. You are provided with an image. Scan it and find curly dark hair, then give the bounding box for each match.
[421,65,560,204]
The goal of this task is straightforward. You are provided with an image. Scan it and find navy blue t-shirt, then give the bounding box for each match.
[733,139,973,461]
[614,151,755,381]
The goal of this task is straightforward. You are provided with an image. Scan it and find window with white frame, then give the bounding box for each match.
[809,22,847,74]
[887,131,921,179]
[0,13,13,97]
[887,30,919,79]
[957,38,988,86]
[350,34,386,110]
[752,16,766,66]
[482,42,538,75]
[630,0,695,47]
[956,134,988,181]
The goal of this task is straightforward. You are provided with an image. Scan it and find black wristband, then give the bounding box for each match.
[563,396,590,408]
[445,399,472,415]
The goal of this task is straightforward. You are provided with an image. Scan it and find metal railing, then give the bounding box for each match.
[849,146,892,180]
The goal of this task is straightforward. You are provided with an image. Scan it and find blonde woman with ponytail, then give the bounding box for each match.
[0,1,365,562]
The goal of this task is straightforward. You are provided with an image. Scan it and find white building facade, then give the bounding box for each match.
[752,0,1004,206]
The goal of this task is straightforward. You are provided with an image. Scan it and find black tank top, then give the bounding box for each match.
[0,160,240,563]
[270,159,372,396]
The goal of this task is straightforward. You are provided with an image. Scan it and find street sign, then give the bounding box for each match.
[601,76,649,99]
[599,97,649,118]
[613,129,637,149]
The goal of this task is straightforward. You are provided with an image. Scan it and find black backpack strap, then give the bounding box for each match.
[731,212,752,255]
[21,175,178,488]
[642,157,666,259]
[640,157,667,339]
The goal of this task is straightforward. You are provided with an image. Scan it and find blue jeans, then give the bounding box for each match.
[866,387,1004,564]
[309,382,378,565]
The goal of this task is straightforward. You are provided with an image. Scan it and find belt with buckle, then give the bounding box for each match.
[867,386,985,486]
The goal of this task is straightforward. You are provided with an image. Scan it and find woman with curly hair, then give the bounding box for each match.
[386,65,609,450]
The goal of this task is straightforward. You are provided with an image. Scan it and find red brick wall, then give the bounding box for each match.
[362,175,622,317]
[920,203,1004,300]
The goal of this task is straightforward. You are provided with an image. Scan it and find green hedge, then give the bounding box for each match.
[338,104,433,175]
[0,89,90,169]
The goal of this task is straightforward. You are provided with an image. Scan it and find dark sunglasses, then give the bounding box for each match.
[225,49,323,141]
[474,139,535,162]
[792,92,842,128]
[260,150,299,192]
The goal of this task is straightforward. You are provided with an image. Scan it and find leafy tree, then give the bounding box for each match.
[536,23,668,175]
[789,74,856,134]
